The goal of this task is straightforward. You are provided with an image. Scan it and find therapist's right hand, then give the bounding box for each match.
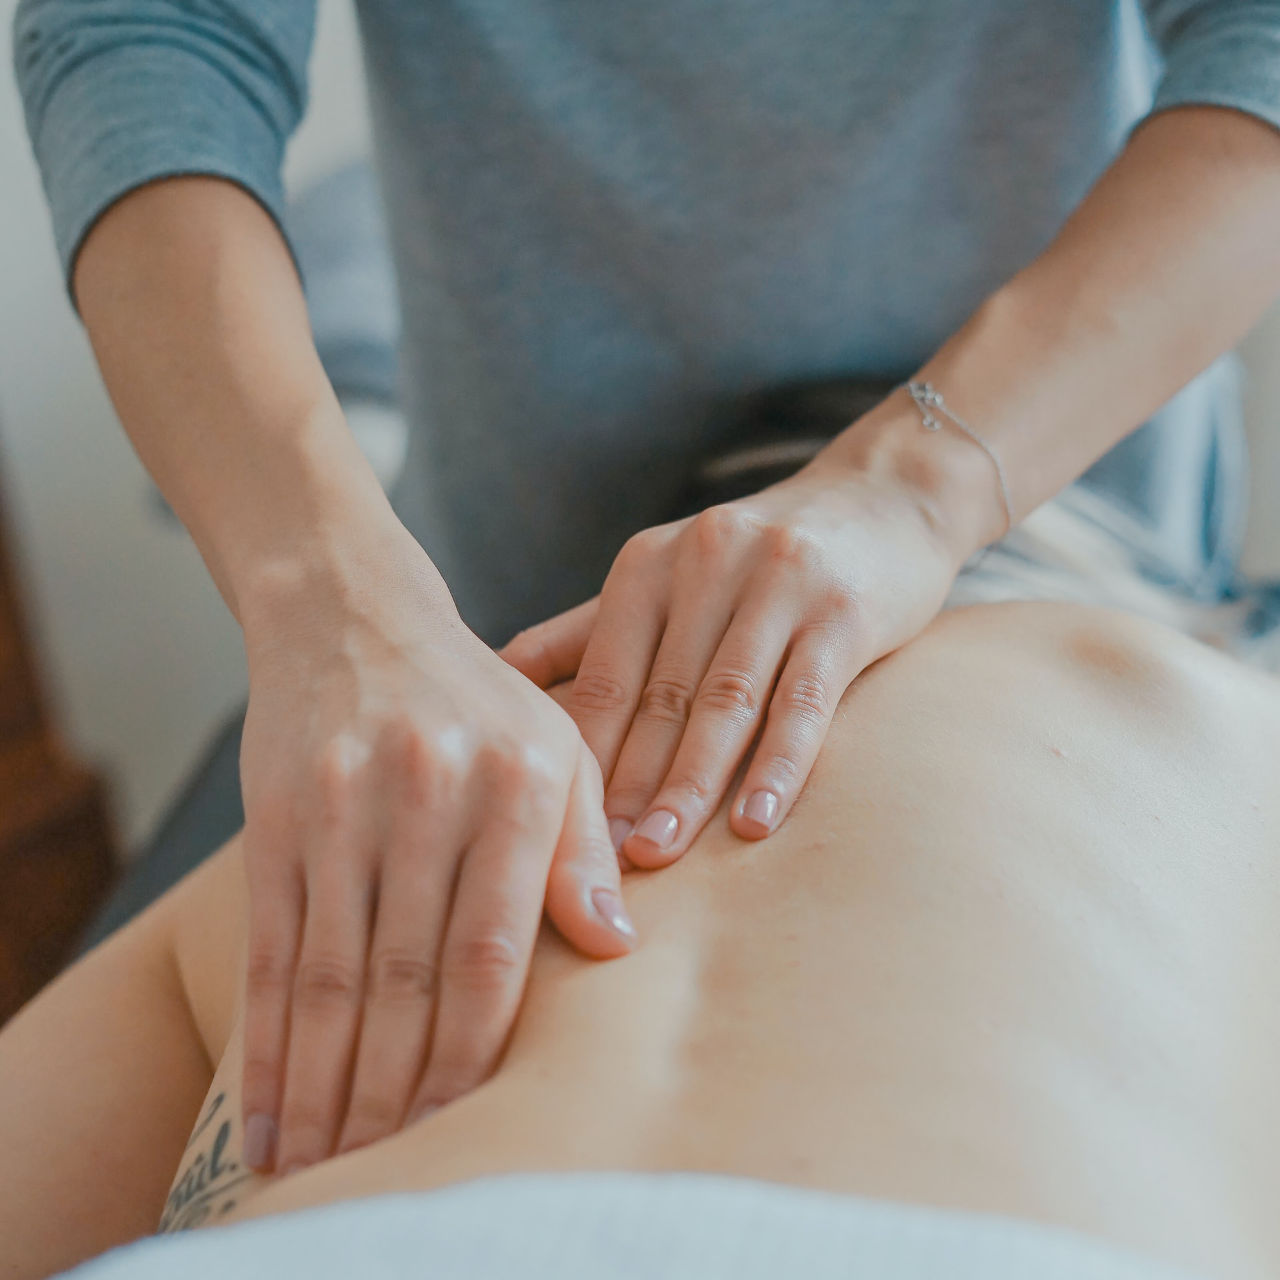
[234,530,636,1176]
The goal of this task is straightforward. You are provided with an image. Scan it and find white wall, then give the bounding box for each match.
[0,2,1279,853]
[0,0,371,850]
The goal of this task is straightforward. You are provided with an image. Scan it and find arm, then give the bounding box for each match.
[834,0,1280,549]
[73,179,632,1181]
[73,176,404,624]
[18,0,634,1188]
[506,103,1280,869]
[831,104,1280,558]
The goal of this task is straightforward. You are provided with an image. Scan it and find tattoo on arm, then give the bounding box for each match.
[158,1093,255,1233]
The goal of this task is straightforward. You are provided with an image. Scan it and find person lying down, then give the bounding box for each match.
[4,586,1280,1280]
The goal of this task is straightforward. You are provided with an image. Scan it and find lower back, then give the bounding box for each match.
[215,603,1280,1277]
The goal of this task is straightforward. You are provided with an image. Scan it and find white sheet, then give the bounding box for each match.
[60,1171,1203,1280]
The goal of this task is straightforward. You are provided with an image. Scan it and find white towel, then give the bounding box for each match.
[59,1171,1202,1280]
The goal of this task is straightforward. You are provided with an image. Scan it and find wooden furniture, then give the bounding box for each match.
[0,467,117,1025]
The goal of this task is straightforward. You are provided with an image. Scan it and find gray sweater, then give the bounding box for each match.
[14,0,1280,640]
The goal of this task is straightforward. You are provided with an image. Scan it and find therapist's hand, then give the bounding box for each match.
[501,445,965,867]
[236,531,635,1177]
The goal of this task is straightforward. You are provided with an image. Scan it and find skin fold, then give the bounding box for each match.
[4,599,1276,1279]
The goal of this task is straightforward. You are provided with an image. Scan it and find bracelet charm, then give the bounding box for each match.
[904,379,1015,538]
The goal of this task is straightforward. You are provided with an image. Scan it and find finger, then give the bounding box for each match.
[499,598,600,689]
[240,840,304,1174]
[334,794,463,1156]
[545,743,637,957]
[567,530,672,789]
[274,847,373,1174]
[730,622,857,841]
[407,755,565,1117]
[625,595,794,864]
[610,542,743,866]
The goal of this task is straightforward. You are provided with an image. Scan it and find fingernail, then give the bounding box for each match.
[591,886,637,940]
[243,1114,278,1171]
[631,809,678,851]
[742,789,779,831]
[608,817,633,852]
[281,1162,308,1178]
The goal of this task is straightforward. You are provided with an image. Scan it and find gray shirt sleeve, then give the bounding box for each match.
[12,0,315,289]
[1143,0,1280,130]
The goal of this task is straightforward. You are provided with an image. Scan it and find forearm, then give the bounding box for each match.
[827,105,1280,561]
[73,177,428,624]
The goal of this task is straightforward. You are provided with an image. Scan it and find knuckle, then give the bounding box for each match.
[664,771,715,808]
[618,527,665,566]
[314,737,368,824]
[757,751,803,790]
[689,504,757,558]
[695,667,761,719]
[510,740,559,792]
[388,712,429,767]
[398,751,438,810]
[445,928,522,993]
[293,954,363,1012]
[781,671,831,722]
[764,523,819,569]
[571,668,633,715]
[245,944,292,1000]
[478,739,555,796]
[605,780,653,816]
[396,731,465,809]
[316,733,368,786]
[367,948,439,1006]
[475,739,521,790]
[821,580,864,626]
[638,674,696,724]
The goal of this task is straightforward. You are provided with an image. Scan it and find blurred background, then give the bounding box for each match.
[0,0,374,851]
[0,0,1279,1003]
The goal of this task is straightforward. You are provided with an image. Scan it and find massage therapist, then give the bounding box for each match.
[15,0,1280,1179]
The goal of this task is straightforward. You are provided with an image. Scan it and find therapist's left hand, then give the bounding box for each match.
[500,449,965,867]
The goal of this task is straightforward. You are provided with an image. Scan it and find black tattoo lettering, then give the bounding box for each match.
[159,1093,255,1233]
[182,1092,225,1153]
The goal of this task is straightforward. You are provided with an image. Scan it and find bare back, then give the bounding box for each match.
[165,601,1280,1278]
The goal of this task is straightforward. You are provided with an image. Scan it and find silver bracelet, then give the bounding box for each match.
[904,379,1014,538]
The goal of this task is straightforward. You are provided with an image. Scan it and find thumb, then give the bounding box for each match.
[545,742,637,958]
[499,598,600,689]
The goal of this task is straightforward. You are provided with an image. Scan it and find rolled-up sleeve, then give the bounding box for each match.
[12,0,315,287]
[1143,0,1280,132]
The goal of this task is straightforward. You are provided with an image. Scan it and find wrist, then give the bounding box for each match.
[230,424,456,644]
[204,402,439,623]
[238,507,457,645]
[818,384,1010,565]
